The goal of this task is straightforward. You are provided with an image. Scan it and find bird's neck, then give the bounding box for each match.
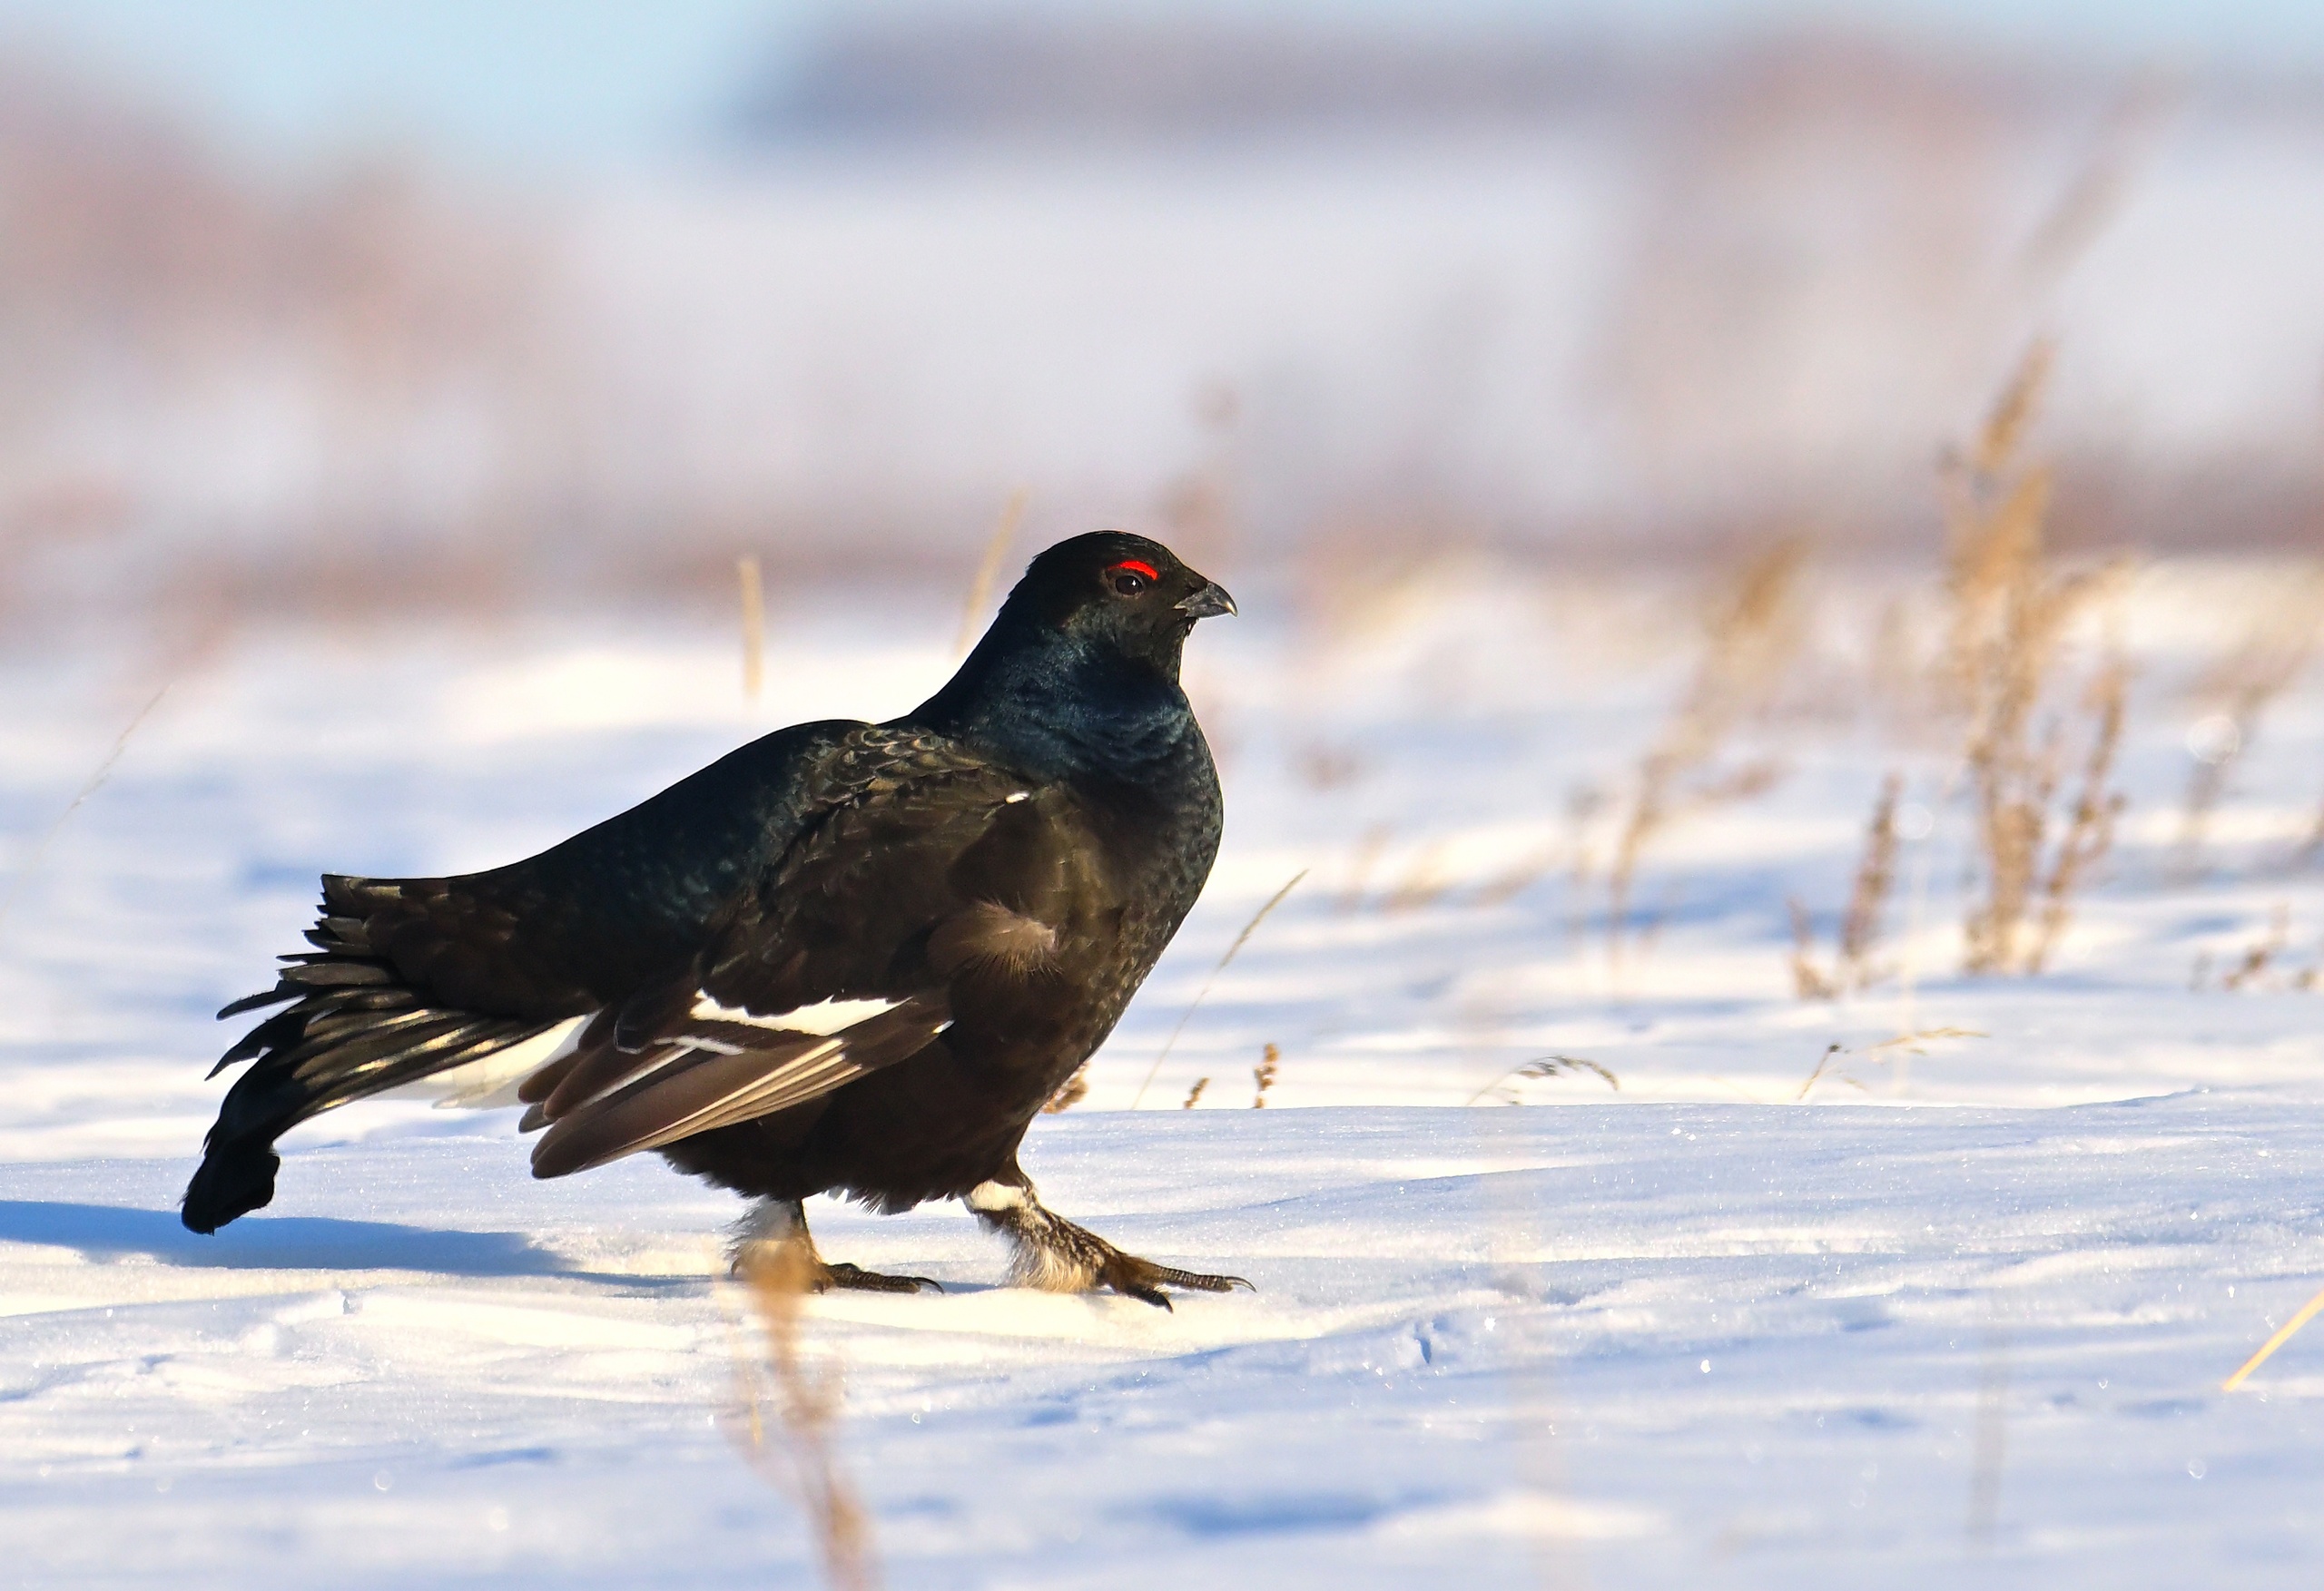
[913,633,1199,787]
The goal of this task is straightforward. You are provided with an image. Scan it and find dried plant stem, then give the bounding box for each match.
[1250,1043,1280,1107]
[738,555,765,702]
[1965,1320,2011,1554]
[1384,840,1451,912]
[1462,1054,1620,1105]
[729,1239,880,1591]
[2221,905,2291,992]
[1128,869,1307,1109]
[0,685,169,940]
[2027,663,2126,972]
[1039,1069,1089,1115]
[1794,1043,1845,1102]
[1838,775,1901,984]
[954,488,1029,658]
[1180,1077,1208,1109]
[1608,540,1805,966]
[1942,340,2127,976]
[1788,775,1902,1000]
[1893,829,1933,1093]
[1787,899,1836,1000]
[2222,1282,2324,1391]
[1473,839,1561,908]
[2173,573,2324,873]
[1338,824,1390,912]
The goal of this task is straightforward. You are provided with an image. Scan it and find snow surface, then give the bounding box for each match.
[6,563,2324,1586]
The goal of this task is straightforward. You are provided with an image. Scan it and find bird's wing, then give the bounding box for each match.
[520,727,1087,1178]
[190,722,992,1227]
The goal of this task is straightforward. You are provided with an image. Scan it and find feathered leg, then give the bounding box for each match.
[964,1173,1249,1310]
[727,1197,940,1294]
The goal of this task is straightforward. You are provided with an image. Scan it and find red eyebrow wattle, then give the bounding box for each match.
[1113,560,1161,581]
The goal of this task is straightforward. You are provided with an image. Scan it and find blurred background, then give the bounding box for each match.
[4,0,2323,633]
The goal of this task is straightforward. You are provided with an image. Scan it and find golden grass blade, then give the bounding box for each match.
[0,685,168,939]
[2222,1282,2324,1392]
[728,1235,881,1591]
[1607,539,1806,966]
[1794,1042,1845,1102]
[738,555,765,702]
[1128,869,1306,1109]
[954,488,1029,658]
[1250,1043,1280,1107]
[1462,1054,1620,1106]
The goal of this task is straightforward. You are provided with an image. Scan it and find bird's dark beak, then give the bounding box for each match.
[1177,580,1237,620]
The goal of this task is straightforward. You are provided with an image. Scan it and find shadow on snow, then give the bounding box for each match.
[0,1199,578,1277]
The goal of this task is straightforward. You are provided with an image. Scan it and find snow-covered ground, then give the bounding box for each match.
[7,557,2324,1586]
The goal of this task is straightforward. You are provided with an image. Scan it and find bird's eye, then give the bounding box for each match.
[1108,559,1159,596]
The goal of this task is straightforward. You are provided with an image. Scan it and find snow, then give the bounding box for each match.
[7,562,2324,1586]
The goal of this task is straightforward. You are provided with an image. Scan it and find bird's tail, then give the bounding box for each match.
[183,875,553,1233]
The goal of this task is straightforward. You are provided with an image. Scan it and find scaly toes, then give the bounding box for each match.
[1101,1252,1252,1308]
[820,1262,942,1294]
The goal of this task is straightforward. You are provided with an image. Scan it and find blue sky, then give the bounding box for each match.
[0,0,2319,175]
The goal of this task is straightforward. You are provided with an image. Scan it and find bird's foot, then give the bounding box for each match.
[815,1261,942,1295]
[726,1197,939,1295]
[969,1181,1250,1311]
[1088,1247,1251,1311]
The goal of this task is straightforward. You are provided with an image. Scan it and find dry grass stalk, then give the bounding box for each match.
[737,554,765,702]
[1861,1026,1985,1056]
[1039,1067,1089,1115]
[1789,776,1905,999]
[1128,869,1308,1108]
[1462,1054,1620,1105]
[1787,899,1837,999]
[1795,1028,1982,1100]
[1293,741,1364,791]
[953,488,1029,658]
[2221,905,2292,992]
[1181,1076,1208,1108]
[1251,1043,1280,1107]
[730,1238,881,1591]
[2175,574,2324,871]
[1338,824,1392,912]
[1941,341,2129,976]
[1838,775,1902,980]
[1965,1321,2011,1554]
[1384,840,1452,913]
[0,684,169,941]
[2292,800,2324,871]
[1472,838,1561,908]
[1794,1043,1846,1101]
[1607,540,1807,962]
[2024,660,2128,973]
[2222,1282,2324,1391]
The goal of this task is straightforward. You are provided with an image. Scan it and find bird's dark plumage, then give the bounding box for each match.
[185,533,1244,1305]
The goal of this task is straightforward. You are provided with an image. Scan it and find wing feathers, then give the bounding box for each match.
[527,990,950,1179]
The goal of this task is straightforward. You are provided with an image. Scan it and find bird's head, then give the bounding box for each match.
[1000,531,1236,675]
[914,532,1235,775]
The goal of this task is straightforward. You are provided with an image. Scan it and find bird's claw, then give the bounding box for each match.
[1099,1251,1252,1311]
[815,1262,943,1295]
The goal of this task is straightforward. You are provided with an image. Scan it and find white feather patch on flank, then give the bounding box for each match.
[1007,1236,1100,1292]
[398,1014,590,1110]
[965,1180,1027,1213]
[689,992,906,1036]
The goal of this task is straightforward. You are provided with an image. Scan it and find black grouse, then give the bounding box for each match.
[184,532,1245,1307]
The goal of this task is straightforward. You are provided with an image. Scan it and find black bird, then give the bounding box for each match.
[184,532,1245,1306]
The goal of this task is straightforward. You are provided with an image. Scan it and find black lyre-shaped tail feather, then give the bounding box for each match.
[182,876,568,1234]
